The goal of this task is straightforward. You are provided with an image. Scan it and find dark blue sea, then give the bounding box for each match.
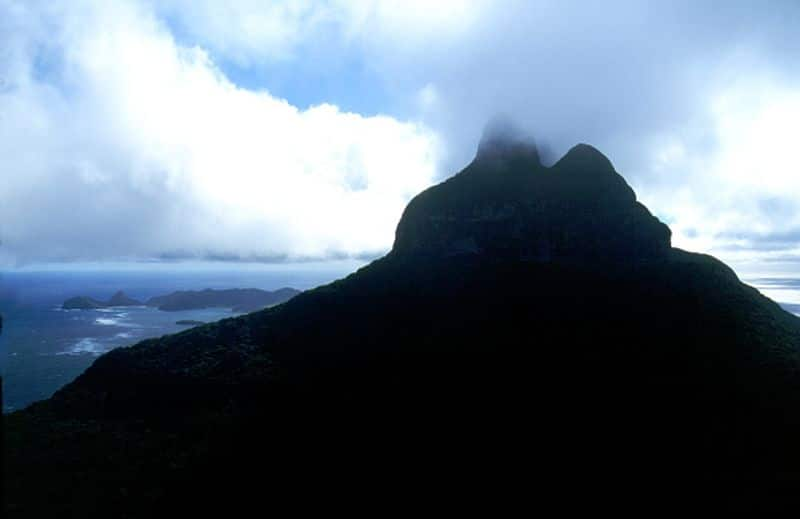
[0,261,363,412]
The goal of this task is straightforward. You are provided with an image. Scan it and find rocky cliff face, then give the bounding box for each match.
[392,129,670,262]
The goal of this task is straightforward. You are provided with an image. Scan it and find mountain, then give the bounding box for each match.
[146,287,300,312]
[393,134,670,261]
[62,291,142,310]
[7,130,800,514]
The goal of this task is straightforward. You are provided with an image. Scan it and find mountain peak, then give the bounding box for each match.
[475,116,540,165]
[392,130,670,261]
[555,143,616,177]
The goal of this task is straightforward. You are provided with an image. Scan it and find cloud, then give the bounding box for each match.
[0,0,439,265]
[152,0,332,65]
[1,0,799,270]
[153,0,490,65]
[646,81,800,262]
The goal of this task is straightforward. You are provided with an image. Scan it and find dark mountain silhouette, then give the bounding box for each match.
[7,129,800,514]
[146,287,300,312]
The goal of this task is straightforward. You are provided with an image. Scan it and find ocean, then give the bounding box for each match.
[0,261,364,412]
[1,263,798,413]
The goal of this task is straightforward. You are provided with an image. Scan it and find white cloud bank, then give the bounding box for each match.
[0,0,439,265]
[1,0,800,273]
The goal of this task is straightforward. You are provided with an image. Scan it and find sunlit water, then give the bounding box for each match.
[0,262,363,412]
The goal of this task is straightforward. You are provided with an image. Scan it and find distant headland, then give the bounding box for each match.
[63,287,301,313]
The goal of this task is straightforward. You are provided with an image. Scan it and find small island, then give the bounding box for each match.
[175,320,205,326]
[64,288,300,313]
[146,287,300,312]
[62,291,142,310]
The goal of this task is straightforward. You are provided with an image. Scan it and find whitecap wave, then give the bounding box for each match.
[57,338,105,356]
[95,313,141,328]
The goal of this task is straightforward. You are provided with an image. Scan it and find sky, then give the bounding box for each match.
[1,0,799,275]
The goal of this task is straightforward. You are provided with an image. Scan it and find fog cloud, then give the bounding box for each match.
[0,1,438,265]
[1,1,799,270]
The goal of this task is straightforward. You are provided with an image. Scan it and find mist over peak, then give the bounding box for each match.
[477,115,534,149]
